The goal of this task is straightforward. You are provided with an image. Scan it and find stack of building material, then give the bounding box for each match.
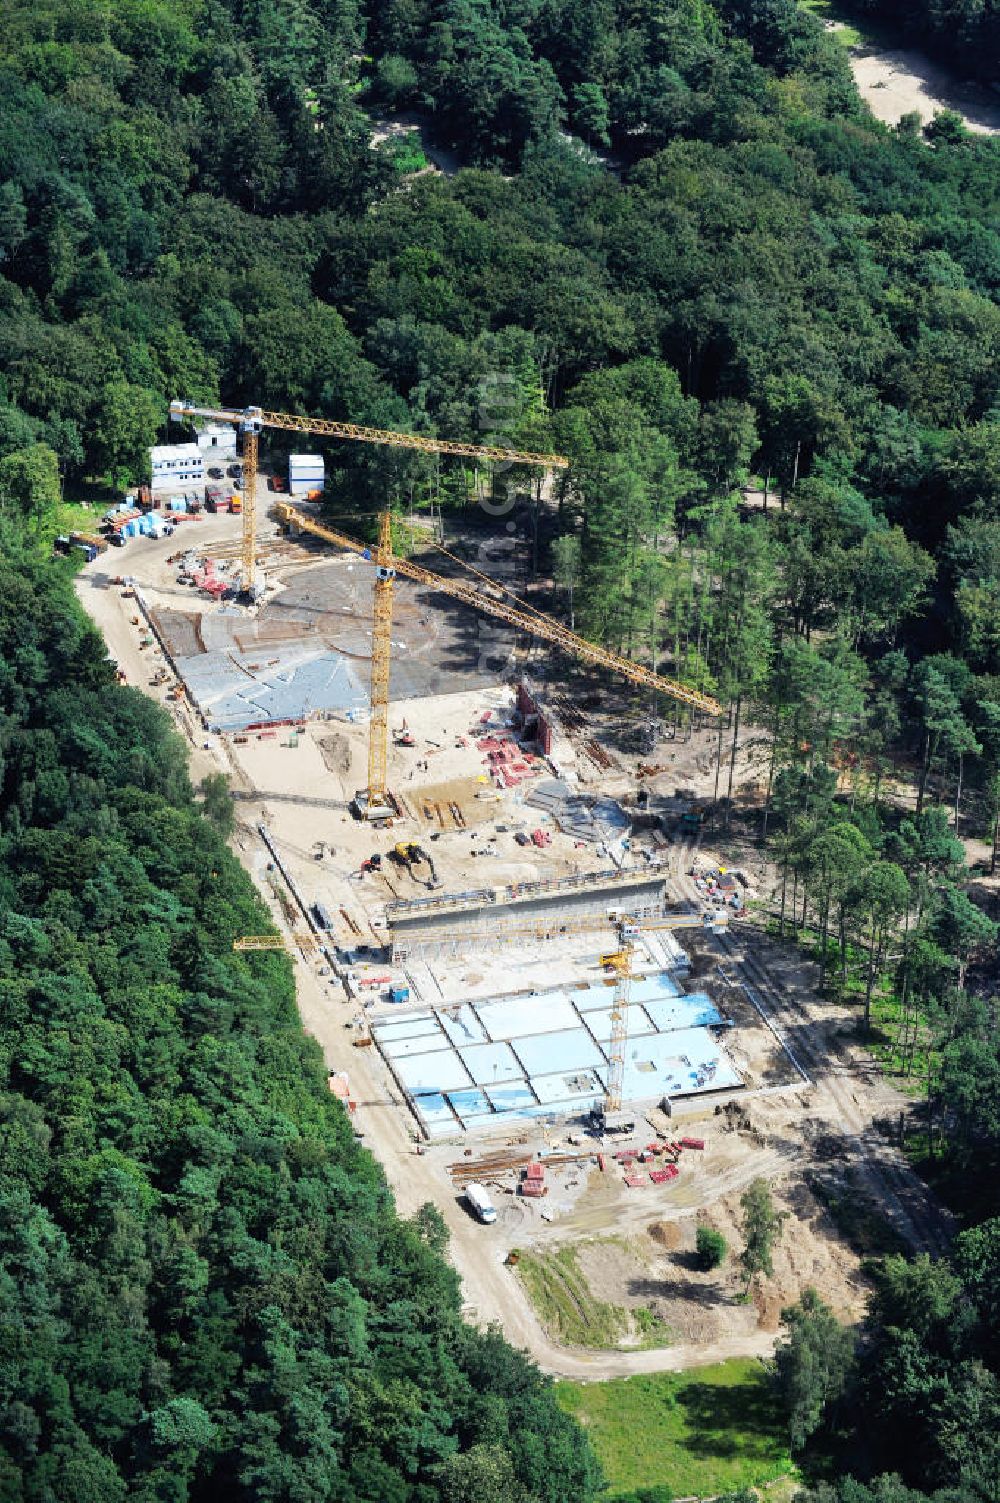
[649,1165,679,1184]
[520,1162,547,1198]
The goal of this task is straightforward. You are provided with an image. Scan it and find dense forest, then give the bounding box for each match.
[1,0,999,1498]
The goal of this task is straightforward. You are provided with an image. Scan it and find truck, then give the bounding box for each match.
[69,531,108,560]
[463,1182,498,1224]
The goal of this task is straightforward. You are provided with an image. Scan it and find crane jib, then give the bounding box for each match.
[276,503,722,717]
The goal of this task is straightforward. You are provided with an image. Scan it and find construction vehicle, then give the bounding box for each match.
[463,1183,498,1224]
[169,399,721,822]
[389,841,439,887]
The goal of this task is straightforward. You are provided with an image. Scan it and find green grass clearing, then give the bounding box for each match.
[57,499,109,536]
[556,1359,797,1500]
[798,0,866,48]
[515,1242,674,1351]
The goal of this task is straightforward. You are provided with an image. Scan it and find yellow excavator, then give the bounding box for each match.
[389,841,440,888]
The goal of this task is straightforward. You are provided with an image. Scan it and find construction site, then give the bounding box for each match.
[73,403,952,1375]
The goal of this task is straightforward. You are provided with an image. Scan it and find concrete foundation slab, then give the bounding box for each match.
[380,1031,450,1061]
[479,990,577,1039]
[531,1067,604,1107]
[485,1080,537,1114]
[439,1004,489,1047]
[447,1087,493,1118]
[392,1049,473,1095]
[375,1015,441,1042]
[643,992,721,1031]
[582,1004,657,1046]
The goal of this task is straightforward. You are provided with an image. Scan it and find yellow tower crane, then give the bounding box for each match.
[169,398,722,818]
[169,399,567,600]
[276,504,722,817]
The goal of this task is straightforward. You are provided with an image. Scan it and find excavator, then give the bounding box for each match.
[389,841,440,888]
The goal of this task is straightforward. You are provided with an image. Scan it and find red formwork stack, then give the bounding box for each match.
[520,1162,547,1198]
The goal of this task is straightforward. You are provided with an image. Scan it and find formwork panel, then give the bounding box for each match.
[458,1041,524,1086]
[447,1087,492,1118]
[582,1004,656,1047]
[531,1067,604,1107]
[379,1031,449,1061]
[484,1080,537,1114]
[619,1028,741,1100]
[374,1015,441,1042]
[512,1026,605,1077]
[393,1049,473,1096]
[478,990,577,1040]
[439,1004,489,1047]
[415,1093,461,1137]
[630,971,683,1003]
[643,992,721,1032]
[568,982,616,1012]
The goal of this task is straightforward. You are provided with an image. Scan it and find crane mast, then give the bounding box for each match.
[277,505,723,714]
[365,510,395,817]
[170,398,721,820]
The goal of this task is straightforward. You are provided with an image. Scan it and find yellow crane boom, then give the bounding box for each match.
[169,398,721,818]
[169,399,568,598]
[277,503,723,719]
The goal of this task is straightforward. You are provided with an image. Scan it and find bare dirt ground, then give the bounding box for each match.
[849,45,1000,135]
[74,515,952,1380]
[570,1169,870,1347]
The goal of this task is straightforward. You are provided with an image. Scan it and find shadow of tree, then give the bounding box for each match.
[677,1372,787,1461]
[627,1275,731,1308]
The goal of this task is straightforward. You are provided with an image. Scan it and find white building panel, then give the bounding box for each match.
[289,453,324,494]
[150,443,203,489]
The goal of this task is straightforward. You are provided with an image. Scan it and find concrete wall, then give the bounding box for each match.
[389,874,667,957]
